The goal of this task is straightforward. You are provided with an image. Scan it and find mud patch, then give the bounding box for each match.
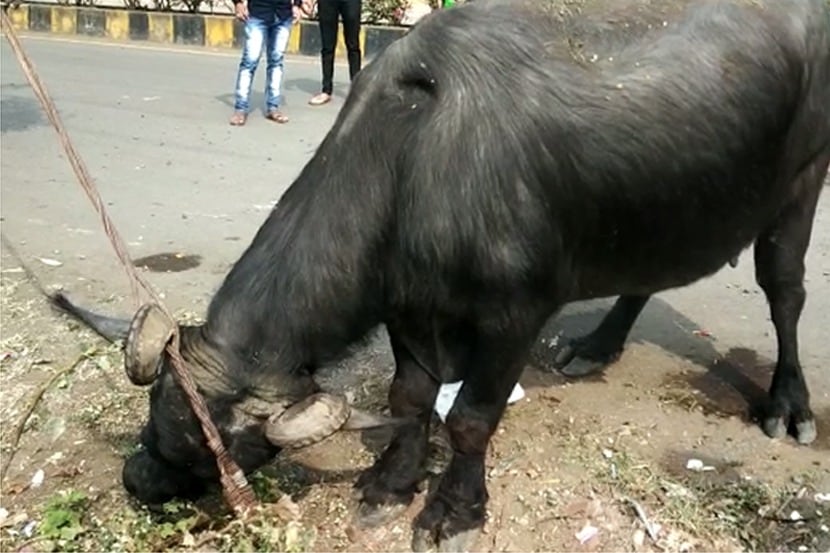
[132,252,202,273]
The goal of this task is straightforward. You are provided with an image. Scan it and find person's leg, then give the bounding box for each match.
[263,15,293,122]
[231,17,266,125]
[340,0,362,81]
[310,0,337,104]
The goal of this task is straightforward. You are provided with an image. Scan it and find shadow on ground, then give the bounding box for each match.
[328,295,830,458]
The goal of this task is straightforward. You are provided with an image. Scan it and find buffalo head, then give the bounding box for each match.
[51,292,398,506]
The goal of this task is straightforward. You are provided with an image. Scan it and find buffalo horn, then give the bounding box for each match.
[264,393,404,449]
[124,303,176,386]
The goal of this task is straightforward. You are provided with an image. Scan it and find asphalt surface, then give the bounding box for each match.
[1,34,349,304]
[2,35,829,408]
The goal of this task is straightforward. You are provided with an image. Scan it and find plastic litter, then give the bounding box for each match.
[30,469,44,488]
[575,524,598,544]
[433,382,525,423]
[685,458,715,472]
[36,257,62,267]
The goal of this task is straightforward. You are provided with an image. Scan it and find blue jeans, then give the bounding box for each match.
[233,15,293,113]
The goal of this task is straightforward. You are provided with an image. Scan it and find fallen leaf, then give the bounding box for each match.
[4,483,29,495]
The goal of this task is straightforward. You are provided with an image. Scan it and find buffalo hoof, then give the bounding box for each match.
[353,501,408,529]
[353,467,418,528]
[411,527,481,553]
[411,490,484,553]
[552,337,623,377]
[761,409,817,445]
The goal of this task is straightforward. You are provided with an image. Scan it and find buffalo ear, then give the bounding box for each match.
[124,303,176,386]
[264,393,409,449]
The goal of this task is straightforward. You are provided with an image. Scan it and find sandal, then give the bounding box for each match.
[266,110,289,124]
[229,111,247,126]
[308,92,331,106]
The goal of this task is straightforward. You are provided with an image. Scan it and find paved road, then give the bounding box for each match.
[1,35,350,303]
[2,35,829,407]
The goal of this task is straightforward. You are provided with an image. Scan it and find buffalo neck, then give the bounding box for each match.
[201,136,392,377]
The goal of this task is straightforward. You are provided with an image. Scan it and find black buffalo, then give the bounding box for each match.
[53,0,830,550]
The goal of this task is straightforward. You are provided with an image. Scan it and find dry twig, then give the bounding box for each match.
[1,351,90,481]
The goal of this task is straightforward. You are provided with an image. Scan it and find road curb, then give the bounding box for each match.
[4,2,408,60]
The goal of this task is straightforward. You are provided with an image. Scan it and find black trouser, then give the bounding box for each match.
[317,0,362,94]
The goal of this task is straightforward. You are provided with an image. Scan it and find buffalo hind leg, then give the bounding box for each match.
[754,161,826,445]
[412,314,544,553]
[354,325,440,528]
[553,294,650,377]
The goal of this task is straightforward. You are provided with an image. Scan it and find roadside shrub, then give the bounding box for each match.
[361,0,409,25]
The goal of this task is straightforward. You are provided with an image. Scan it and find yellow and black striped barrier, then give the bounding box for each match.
[3,2,407,59]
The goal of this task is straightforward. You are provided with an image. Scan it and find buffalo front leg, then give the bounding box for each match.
[754,160,826,445]
[553,294,650,377]
[354,325,440,528]
[412,318,543,553]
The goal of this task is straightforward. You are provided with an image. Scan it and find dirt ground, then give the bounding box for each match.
[2,0,830,551]
[1,254,829,553]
